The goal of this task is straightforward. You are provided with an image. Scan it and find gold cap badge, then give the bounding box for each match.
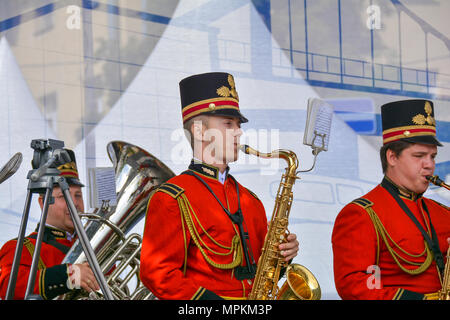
[412,101,435,126]
[216,74,239,101]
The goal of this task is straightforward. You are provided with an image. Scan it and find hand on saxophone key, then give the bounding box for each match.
[279,233,299,262]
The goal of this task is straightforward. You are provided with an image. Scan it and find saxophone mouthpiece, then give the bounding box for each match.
[239,144,249,154]
[426,175,440,185]
[426,175,450,191]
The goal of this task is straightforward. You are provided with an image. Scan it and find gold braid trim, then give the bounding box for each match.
[39,268,47,299]
[365,206,433,275]
[22,238,47,298]
[185,195,234,254]
[23,238,46,270]
[177,193,242,270]
[180,202,188,276]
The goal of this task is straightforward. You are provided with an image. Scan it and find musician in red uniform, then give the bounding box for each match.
[0,149,99,299]
[140,72,299,300]
[332,99,450,300]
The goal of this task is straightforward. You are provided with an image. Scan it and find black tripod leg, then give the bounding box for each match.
[58,178,115,300]
[5,189,33,300]
[24,186,53,299]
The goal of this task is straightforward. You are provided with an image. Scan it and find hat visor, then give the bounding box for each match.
[402,135,443,147]
[202,108,248,123]
[65,178,85,187]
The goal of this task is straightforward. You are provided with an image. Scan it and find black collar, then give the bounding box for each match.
[188,159,230,181]
[34,225,69,240]
[381,176,423,201]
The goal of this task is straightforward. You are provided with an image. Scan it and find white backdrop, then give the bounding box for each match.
[0,0,449,299]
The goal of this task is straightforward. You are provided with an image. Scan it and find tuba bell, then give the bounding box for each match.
[61,141,175,300]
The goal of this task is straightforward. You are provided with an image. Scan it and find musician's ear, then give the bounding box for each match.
[191,116,210,143]
[38,194,44,210]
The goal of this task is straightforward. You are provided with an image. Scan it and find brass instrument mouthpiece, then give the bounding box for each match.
[239,144,249,154]
[426,175,441,185]
[426,175,450,191]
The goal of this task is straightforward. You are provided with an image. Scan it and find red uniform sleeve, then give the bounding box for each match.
[0,240,43,299]
[0,240,71,300]
[332,203,401,300]
[140,191,205,300]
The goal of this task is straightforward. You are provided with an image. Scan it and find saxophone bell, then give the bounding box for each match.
[277,264,321,300]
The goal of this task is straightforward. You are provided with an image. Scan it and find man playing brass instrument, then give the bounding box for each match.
[332,99,450,300]
[140,72,299,299]
[0,149,99,299]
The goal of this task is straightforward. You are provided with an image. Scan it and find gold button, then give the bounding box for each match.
[403,130,410,136]
[209,103,216,110]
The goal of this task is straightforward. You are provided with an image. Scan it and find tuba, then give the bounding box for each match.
[61,141,175,300]
[426,175,450,300]
[242,144,321,300]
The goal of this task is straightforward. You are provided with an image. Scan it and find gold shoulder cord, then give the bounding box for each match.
[23,238,46,270]
[365,206,433,275]
[23,238,48,298]
[177,193,243,272]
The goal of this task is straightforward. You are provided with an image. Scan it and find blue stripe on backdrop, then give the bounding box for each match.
[243,109,449,182]
[0,1,173,32]
[243,109,450,143]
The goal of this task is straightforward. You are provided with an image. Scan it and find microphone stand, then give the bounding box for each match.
[297,130,328,174]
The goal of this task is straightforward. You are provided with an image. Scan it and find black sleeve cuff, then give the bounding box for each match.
[392,288,425,300]
[39,264,71,300]
[191,287,224,300]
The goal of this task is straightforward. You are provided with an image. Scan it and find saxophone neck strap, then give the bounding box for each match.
[381,178,445,276]
[181,170,256,279]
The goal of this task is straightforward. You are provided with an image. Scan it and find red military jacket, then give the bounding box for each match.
[140,160,268,300]
[332,177,450,300]
[0,225,74,300]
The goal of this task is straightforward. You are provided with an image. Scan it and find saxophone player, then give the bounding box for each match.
[140,72,299,300]
[332,99,450,300]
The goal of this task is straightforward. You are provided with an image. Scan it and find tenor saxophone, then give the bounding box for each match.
[241,144,321,300]
[426,175,450,300]
[438,246,450,300]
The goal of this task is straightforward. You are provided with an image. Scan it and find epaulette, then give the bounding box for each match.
[157,183,185,199]
[351,197,374,209]
[245,187,260,201]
